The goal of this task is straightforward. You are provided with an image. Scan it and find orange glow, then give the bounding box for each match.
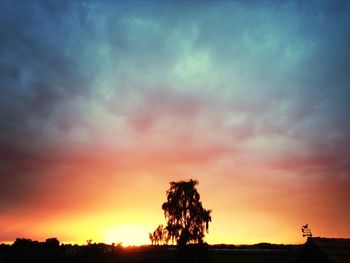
[102,223,152,246]
[1,164,349,245]
[1,142,349,245]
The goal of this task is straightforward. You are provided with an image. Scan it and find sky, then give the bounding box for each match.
[1,0,350,246]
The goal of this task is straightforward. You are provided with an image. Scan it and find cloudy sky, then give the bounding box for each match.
[1,0,349,245]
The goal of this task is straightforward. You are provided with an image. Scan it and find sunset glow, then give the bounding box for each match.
[1,1,349,246]
[103,224,152,246]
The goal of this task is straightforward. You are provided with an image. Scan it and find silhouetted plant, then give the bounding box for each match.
[149,232,155,245]
[162,179,212,246]
[45,237,60,247]
[149,224,169,245]
[13,238,33,248]
[301,224,312,237]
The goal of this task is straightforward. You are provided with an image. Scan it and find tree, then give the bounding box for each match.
[45,238,60,247]
[301,224,312,238]
[149,224,169,245]
[13,238,33,248]
[162,179,211,246]
[149,232,155,245]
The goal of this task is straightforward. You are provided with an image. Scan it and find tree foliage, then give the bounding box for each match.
[149,224,169,245]
[45,238,60,247]
[162,179,211,246]
[301,224,312,238]
[13,238,33,248]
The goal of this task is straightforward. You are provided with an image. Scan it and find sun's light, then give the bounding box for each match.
[102,223,150,247]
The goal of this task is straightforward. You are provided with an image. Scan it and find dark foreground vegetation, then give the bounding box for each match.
[0,238,303,263]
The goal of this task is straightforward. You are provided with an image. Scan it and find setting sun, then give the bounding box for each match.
[102,224,152,247]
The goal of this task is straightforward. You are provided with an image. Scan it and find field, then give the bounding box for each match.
[0,243,303,263]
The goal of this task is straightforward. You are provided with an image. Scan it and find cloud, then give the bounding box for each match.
[1,0,350,241]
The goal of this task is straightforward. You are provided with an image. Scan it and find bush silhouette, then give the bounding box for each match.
[45,238,60,248]
[149,224,169,245]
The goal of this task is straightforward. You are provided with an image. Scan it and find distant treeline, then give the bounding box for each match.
[1,237,172,263]
[0,238,126,263]
[0,238,302,263]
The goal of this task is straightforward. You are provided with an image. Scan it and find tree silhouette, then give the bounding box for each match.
[162,179,211,246]
[149,224,169,245]
[45,238,60,248]
[13,238,33,248]
[301,224,312,237]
